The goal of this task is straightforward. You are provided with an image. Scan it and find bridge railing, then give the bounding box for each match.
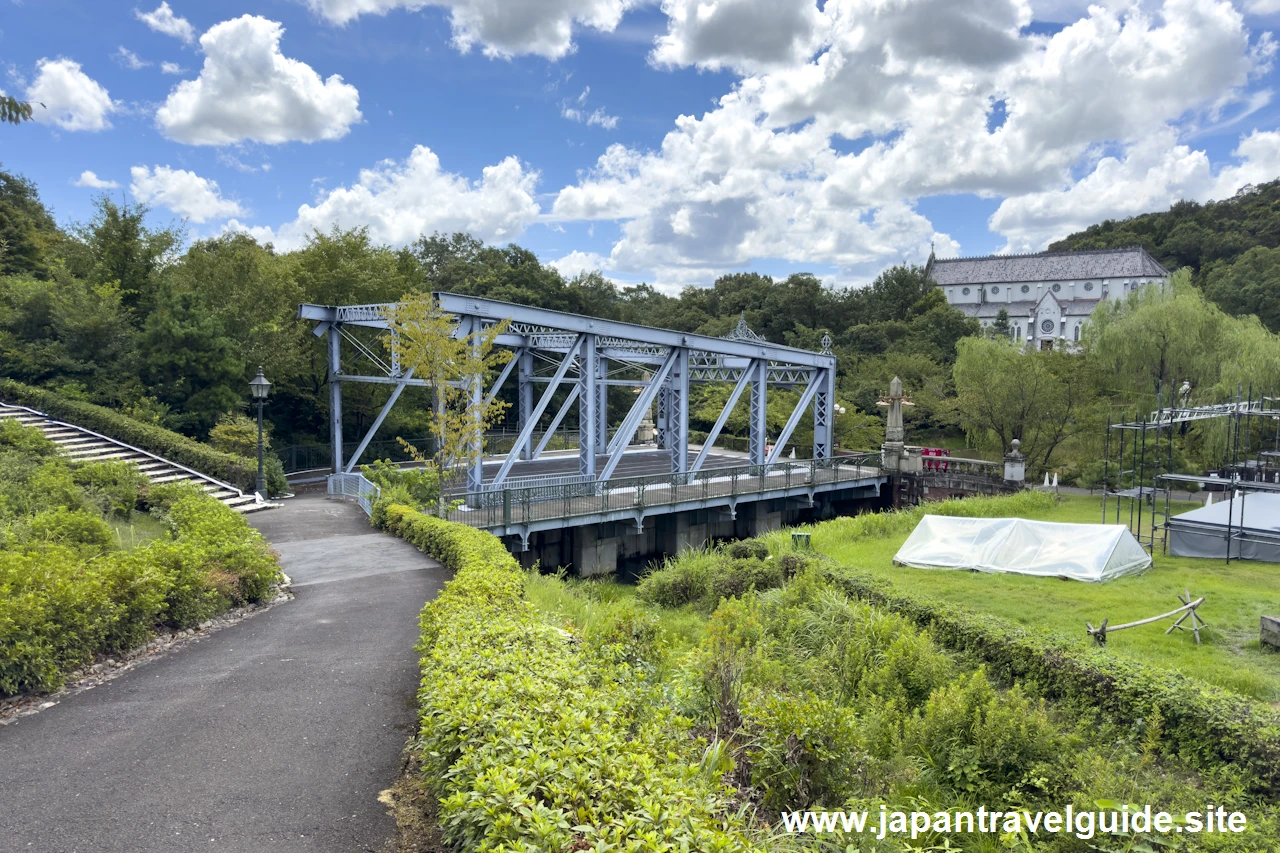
[443,452,883,529]
[328,472,381,518]
[934,457,1003,476]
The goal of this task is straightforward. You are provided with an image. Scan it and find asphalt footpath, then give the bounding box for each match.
[0,491,448,853]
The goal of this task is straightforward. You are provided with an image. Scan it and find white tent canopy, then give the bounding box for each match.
[894,515,1152,582]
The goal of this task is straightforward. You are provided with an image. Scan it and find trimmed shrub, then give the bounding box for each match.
[29,507,114,553]
[0,546,117,694]
[72,460,148,518]
[0,488,280,697]
[378,504,763,852]
[824,567,1280,797]
[0,378,287,495]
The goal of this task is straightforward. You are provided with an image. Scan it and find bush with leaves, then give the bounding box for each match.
[742,691,869,811]
[638,542,788,611]
[377,504,765,852]
[0,464,280,697]
[361,458,442,514]
[72,460,148,517]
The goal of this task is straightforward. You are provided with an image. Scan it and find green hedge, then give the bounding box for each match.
[378,503,763,852]
[0,378,286,495]
[0,484,281,696]
[823,567,1280,797]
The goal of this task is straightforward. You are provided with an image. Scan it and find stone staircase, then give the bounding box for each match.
[0,402,269,513]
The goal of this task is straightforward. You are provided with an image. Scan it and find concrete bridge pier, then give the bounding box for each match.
[501,484,887,579]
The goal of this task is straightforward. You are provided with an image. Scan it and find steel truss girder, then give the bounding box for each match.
[767,372,822,465]
[749,359,768,467]
[813,366,835,461]
[599,348,680,483]
[595,353,609,455]
[518,349,534,461]
[667,349,690,473]
[300,296,834,369]
[298,296,837,483]
[578,334,598,479]
[692,362,756,472]
[489,335,584,488]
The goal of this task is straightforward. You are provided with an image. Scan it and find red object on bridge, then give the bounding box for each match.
[921,447,951,472]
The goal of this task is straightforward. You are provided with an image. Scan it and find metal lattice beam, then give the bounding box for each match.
[298,294,837,485]
[490,335,584,488]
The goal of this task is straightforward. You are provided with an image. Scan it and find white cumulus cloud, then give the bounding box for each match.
[156,15,361,146]
[303,0,637,59]
[548,0,1272,281]
[651,0,827,73]
[237,145,540,250]
[26,58,116,132]
[136,2,196,43]
[548,250,612,277]
[991,128,1280,250]
[130,165,245,223]
[73,170,120,189]
[115,47,151,70]
[161,61,185,75]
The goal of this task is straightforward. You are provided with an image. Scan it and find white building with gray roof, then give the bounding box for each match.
[925,247,1170,349]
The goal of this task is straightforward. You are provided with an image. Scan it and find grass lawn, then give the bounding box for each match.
[107,512,168,551]
[524,570,709,660]
[814,494,1280,702]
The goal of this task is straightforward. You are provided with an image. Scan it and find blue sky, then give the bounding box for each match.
[4,0,1280,291]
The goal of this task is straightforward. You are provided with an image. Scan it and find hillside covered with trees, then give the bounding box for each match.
[0,165,974,458]
[5,160,1280,485]
[1050,178,1280,333]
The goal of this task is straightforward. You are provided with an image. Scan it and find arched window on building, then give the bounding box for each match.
[1073,323,1081,342]
[1015,324,1022,340]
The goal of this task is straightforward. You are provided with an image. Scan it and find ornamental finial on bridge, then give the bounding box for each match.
[820,333,833,355]
[725,313,765,342]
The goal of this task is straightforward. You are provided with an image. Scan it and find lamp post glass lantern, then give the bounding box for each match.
[249,367,271,497]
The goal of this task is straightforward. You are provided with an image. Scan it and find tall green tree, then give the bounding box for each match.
[137,291,245,435]
[0,167,60,278]
[1203,245,1280,334]
[953,337,1097,472]
[65,197,181,318]
[1087,270,1232,404]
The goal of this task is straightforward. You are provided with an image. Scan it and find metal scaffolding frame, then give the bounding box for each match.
[1102,386,1280,562]
[297,294,838,489]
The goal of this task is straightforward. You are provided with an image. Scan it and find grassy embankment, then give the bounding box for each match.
[811,493,1280,701]
[513,492,1280,850]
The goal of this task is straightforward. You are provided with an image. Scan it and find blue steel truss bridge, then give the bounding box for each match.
[302,294,890,573]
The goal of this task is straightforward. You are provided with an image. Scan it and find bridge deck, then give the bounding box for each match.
[445,456,884,533]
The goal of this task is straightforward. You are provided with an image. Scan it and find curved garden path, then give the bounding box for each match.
[0,492,446,853]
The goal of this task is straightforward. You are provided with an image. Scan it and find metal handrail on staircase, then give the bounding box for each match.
[0,401,255,502]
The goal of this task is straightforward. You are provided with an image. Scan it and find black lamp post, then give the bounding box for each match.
[249,366,271,497]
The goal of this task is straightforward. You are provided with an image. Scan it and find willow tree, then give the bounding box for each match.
[1084,269,1280,466]
[952,336,1098,474]
[1,96,35,126]
[381,292,511,513]
[1085,269,1229,406]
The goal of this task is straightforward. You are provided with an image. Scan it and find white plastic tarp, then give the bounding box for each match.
[893,515,1152,582]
